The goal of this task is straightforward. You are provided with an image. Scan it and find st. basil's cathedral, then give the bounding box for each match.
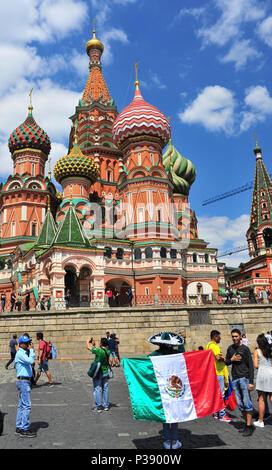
[0,26,222,309]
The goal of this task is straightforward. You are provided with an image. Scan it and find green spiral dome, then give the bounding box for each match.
[162,140,196,195]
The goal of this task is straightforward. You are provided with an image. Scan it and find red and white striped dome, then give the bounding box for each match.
[112,87,171,149]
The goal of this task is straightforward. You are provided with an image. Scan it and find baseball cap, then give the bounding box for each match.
[18,335,32,344]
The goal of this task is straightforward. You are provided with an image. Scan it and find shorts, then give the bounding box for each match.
[109,351,117,359]
[38,359,49,373]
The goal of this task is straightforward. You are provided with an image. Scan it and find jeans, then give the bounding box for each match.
[93,373,109,408]
[232,377,253,412]
[163,423,178,441]
[6,352,16,368]
[16,380,31,431]
[215,375,226,418]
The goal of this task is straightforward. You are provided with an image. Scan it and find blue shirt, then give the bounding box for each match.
[14,347,35,378]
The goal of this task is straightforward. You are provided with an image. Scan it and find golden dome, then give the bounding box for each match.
[54,142,99,184]
[86,23,104,55]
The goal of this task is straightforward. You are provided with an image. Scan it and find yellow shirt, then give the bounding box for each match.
[206,341,225,375]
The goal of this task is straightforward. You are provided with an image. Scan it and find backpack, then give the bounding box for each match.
[44,341,53,360]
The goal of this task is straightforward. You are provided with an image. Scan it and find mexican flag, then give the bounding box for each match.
[122,350,224,423]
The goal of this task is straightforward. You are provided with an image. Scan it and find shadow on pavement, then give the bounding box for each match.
[133,429,226,450]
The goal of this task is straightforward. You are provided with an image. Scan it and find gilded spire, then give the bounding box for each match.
[133,62,140,90]
[28,88,33,115]
[85,19,104,55]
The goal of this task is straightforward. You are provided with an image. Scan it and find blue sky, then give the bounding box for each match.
[1,0,272,267]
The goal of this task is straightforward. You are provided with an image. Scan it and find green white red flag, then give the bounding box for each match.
[122,350,224,423]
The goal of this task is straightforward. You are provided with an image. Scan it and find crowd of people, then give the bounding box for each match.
[223,286,272,304]
[3,325,272,448]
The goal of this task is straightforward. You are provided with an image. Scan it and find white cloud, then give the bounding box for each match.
[240,85,272,132]
[198,0,265,47]
[1,80,80,142]
[177,7,206,19]
[101,28,129,65]
[221,39,261,70]
[39,0,88,40]
[179,85,235,134]
[150,73,167,90]
[198,214,250,267]
[0,0,87,45]
[258,16,272,47]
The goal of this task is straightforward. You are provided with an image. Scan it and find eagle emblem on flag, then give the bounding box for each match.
[165,375,185,398]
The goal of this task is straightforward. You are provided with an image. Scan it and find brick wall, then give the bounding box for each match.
[0,304,271,359]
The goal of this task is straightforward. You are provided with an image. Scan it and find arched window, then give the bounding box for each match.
[134,248,142,260]
[193,253,197,263]
[160,247,167,258]
[116,248,124,259]
[170,249,177,259]
[204,253,209,263]
[104,247,112,259]
[145,247,153,259]
[32,223,37,237]
[263,228,272,248]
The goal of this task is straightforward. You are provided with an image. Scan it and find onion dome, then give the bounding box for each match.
[53,138,99,184]
[8,109,51,156]
[86,23,104,55]
[163,139,196,195]
[112,83,171,149]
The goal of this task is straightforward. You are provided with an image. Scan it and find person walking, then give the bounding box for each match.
[206,330,232,422]
[253,334,272,428]
[248,287,257,303]
[5,334,18,370]
[10,291,16,312]
[16,292,22,312]
[47,296,51,311]
[34,332,54,387]
[128,288,133,307]
[236,288,242,305]
[225,329,255,437]
[148,331,184,449]
[25,292,30,311]
[1,292,6,312]
[105,288,113,307]
[241,334,250,347]
[14,335,36,438]
[86,336,110,412]
[107,333,119,367]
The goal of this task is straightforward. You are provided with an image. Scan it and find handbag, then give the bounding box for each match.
[87,360,101,379]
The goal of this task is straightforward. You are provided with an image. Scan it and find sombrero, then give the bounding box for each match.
[148,331,184,346]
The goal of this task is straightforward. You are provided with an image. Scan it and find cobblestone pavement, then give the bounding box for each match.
[0,359,271,453]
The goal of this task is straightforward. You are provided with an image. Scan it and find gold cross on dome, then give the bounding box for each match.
[28,88,34,114]
[133,62,140,81]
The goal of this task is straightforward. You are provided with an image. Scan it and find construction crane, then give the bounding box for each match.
[217,245,248,258]
[202,173,272,206]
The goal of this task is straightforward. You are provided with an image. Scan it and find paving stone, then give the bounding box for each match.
[0,360,271,452]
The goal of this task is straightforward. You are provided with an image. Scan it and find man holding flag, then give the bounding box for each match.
[122,331,225,450]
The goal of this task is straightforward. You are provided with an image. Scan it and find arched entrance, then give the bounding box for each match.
[105,278,132,306]
[64,265,79,307]
[79,266,92,306]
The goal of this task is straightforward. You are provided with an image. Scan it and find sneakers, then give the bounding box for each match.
[103,407,109,411]
[18,429,37,438]
[163,440,171,449]
[172,440,182,449]
[48,383,54,388]
[254,420,264,428]
[219,415,232,423]
[92,406,103,413]
[242,425,255,437]
[213,414,219,419]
